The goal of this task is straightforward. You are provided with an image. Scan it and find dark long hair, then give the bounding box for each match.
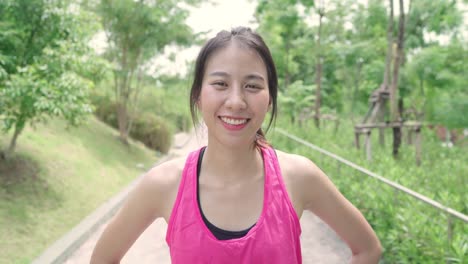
[189,27,278,147]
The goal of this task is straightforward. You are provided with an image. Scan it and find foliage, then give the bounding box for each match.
[278,80,315,123]
[91,95,120,129]
[96,0,198,142]
[0,0,102,154]
[0,64,93,131]
[270,116,467,263]
[256,0,312,90]
[92,74,191,152]
[130,114,173,154]
[255,0,466,129]
[432,93,468,129]
[145,75,193,133]
[406,0,462,49]
[0,117,157,263]
[404,41,467,128]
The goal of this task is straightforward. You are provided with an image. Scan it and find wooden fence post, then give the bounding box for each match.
[365,130,372,161]
[355,130,360,149]
[407,128,413,145]
[447,215,453,264]
[379,128,385,146]
[415,127,421,166]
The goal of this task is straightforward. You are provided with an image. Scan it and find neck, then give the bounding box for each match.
[202,141,263,184]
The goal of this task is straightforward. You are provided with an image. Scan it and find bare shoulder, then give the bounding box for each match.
[143,156,186,192]
[275,149,321,181]
[274,149,324,215]
[140,156,187,220]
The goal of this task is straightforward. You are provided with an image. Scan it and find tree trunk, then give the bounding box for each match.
[127,66,144,135]
[390,0,405,157]
[383,0,394,89]
[116,44,129,143]
[314,10,324,129]
[117,101,129,144]
[392,126,402,157]
[350,60,363,121]
[285,39,291,90]
[7,121,25,156]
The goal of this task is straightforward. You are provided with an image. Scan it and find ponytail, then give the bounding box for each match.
[254,128,271,149]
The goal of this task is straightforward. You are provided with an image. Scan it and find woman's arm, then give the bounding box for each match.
[90,160,181,263]
[290,154,382,263]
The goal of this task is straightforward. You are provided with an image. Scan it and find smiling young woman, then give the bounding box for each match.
[91,27,382,264]
[198,43,271,149]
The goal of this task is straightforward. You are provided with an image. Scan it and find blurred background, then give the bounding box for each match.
[0,0,466,263]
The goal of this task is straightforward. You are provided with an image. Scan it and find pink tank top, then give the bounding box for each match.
[166,147,302,263]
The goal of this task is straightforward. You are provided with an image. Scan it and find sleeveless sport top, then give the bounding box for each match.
[166,146,302,263]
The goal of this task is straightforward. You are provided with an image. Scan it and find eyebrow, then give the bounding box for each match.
[208,71,229,77]
[208,71,266,82]
[245,74,265,82]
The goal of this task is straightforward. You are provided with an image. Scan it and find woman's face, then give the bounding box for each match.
[198,42,270,148]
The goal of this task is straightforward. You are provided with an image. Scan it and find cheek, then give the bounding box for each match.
[198,88,216,112]
[253,96,271,116]
[262,93,272,109]
[197,87,209,110]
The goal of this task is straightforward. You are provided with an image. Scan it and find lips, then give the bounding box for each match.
[219,116,249,125]
[218,116,250,131]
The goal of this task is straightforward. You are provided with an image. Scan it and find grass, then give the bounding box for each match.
[0,117,159,264]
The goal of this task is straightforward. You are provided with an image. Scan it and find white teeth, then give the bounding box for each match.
[220,117,247,125]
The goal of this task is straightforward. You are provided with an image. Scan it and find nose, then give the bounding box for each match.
[225,85,247,111]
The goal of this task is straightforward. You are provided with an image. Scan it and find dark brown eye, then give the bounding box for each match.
[246,84,261,89]
[213,81,227,87]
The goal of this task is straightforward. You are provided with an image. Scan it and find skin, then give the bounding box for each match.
[91,42,382,263]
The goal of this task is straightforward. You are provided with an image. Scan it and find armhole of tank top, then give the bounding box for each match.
[269,147,302,233]
[165,151,196,244]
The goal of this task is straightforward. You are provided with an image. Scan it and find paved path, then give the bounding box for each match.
[65,130,351,263]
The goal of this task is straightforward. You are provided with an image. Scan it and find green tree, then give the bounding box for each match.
[278,80,316,124]
[256,0,306,90]
[256,0,350,127]
[333,0,389,119]
[0,0,101,157]
[405,41,467,128]
[96,0,198,143]
[255,0,466,135]
[405,0,462,49]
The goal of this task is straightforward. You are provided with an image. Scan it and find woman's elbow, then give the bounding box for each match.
[351,241,382,264]
[90,257,120,264]
[90,251,121,264]
[369,243,382,262]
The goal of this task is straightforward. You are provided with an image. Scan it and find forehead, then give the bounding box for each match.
[204,42,268,79]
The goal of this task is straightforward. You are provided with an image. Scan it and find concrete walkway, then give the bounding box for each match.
[64,130,351,263]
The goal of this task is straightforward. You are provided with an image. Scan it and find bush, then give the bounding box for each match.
[91,95,119,129]
[138,86,192,133]
[91,93,174,153]
[167,112,192,132]
[130,114,172,154]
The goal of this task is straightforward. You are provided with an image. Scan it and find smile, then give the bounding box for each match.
[219,116,249,125]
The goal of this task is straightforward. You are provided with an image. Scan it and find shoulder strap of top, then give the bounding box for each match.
[263,146,301,229]
[166,147,203,244]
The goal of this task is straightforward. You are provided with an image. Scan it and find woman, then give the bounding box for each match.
[91,27,381,263]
